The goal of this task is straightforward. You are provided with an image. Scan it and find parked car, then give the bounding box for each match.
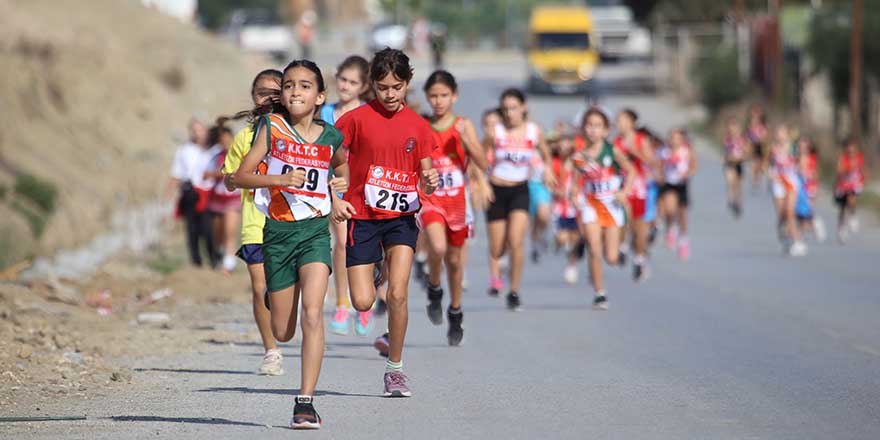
[368,23,408,53]
[226,8,293,61]
[588,0,652,61]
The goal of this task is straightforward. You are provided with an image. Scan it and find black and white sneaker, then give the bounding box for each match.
[426,284,444,325]
[290,395,321,430]
[447,307,464,346]
[617,251,628,267]
[506,292,522,311]
[592,295,608,311]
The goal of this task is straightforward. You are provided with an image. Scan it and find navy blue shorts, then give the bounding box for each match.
[236,244,264,266]
[346,216,418,267]
[557,217,579,231]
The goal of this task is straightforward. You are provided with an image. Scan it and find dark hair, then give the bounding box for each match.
[619,108,638,123]
[482,107,501,121]
[251,69,282,96]
[424,70,457,93]
[500,88,526,105]
[581,107,609,128]
[337,55,369,82]
[369,48,413,83]
[284,59,325,93]
[208,117,234,146]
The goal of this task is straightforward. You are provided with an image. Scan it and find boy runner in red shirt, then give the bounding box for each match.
[332,48,439,397]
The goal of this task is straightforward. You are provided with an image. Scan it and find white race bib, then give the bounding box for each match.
[365,165,421,214]
[268,141,331,199]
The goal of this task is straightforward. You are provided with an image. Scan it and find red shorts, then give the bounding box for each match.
[419,210,468,247]
[628,196,646,220]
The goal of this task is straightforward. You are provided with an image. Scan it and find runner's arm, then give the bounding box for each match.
[614,149,636,198]
[233,125,306,189]
[536,129,557,187]
[458,118,489,171]
[687,148,698,179]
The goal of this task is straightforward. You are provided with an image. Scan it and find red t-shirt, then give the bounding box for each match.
[337,100,436,220]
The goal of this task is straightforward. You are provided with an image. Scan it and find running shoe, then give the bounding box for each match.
[849,216,860,233]
[290,395,321,429]
[678,240,690,261]
[617,250,628,267]
[563,264,578,285]
[447,307,464,347]
[665,229,677,250]
[355,310,374,336]
[383,371,412,397]
[374,298,388,317]
[531,248,540,263]
[426,284,444,325]
[648,225,658,245]
[633,263,644,282]
[789,240,808,257]
[732,201,743,218]
[329,307,351,335]
[814,217,827,243]
[592,295,609,311]
[488,276,503,297]
[258,349,283,376]
[506,291,522,311]
[414,258,427,283]
[374,332,390,357]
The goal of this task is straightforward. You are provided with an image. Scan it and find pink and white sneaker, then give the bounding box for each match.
[677,239,690,261]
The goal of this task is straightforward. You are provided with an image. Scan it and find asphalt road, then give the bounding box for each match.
[3,56,879,440]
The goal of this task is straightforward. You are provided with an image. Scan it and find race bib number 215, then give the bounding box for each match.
[364,165,420,214]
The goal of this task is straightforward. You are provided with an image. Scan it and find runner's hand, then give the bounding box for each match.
[422,168,439,194]
[332,199,356,223]
[278,168,307,188]
[223,173,236,191]
[329,176,348,193]
[455,118,467,136]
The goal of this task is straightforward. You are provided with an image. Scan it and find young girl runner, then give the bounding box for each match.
[573,108,634,309]
[659,128,697,261]
[233,60,348,429]
[223,69,284,375]
[551,134,582,285]
[768,124,807,256]
[205,120,240,274]
[331,48,439,397]
[795,137,826,242]
[484,88,554,310]
[746,105,770,191]
[419,70,488,346]
[723,118,749,218]
[613,109,654,281]
[834,137,868,243]
[321,55,374,337]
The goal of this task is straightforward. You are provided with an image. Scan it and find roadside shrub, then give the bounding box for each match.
[693,43,748,115]
[14,172,57,214]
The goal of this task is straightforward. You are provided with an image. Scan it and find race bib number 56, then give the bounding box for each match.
[365,165,420,214]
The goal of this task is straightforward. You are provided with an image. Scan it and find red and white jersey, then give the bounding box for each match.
[836,151,865,195]
[770,143,799,186]
[801,153,819,198]
[660,145,691,185]
[724,134,747,162]
[552,156,578,218]
[421,117,469,231]
[490,122,539,183]
[613,132,648,199]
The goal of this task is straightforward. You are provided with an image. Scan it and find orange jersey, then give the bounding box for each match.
[836,151,865,194]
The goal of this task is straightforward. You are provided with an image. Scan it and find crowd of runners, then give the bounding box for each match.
[723,104,868,255]
[166,47,869,430]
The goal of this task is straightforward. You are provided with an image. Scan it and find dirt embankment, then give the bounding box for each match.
[0,0,261,267]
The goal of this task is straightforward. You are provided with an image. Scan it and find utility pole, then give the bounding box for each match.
[849,0,863,139]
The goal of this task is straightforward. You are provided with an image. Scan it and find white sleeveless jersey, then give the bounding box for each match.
[661,145,691,185]
[491,122,539,183]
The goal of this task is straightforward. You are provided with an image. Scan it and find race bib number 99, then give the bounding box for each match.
[365,165,420,214]
[268,141,331,198]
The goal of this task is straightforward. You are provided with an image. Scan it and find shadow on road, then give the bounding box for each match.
[134,368,254,375]
[197,387,379,398]
[107,415,266,427]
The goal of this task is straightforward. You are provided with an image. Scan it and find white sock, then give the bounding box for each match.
[385,359,403,373]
